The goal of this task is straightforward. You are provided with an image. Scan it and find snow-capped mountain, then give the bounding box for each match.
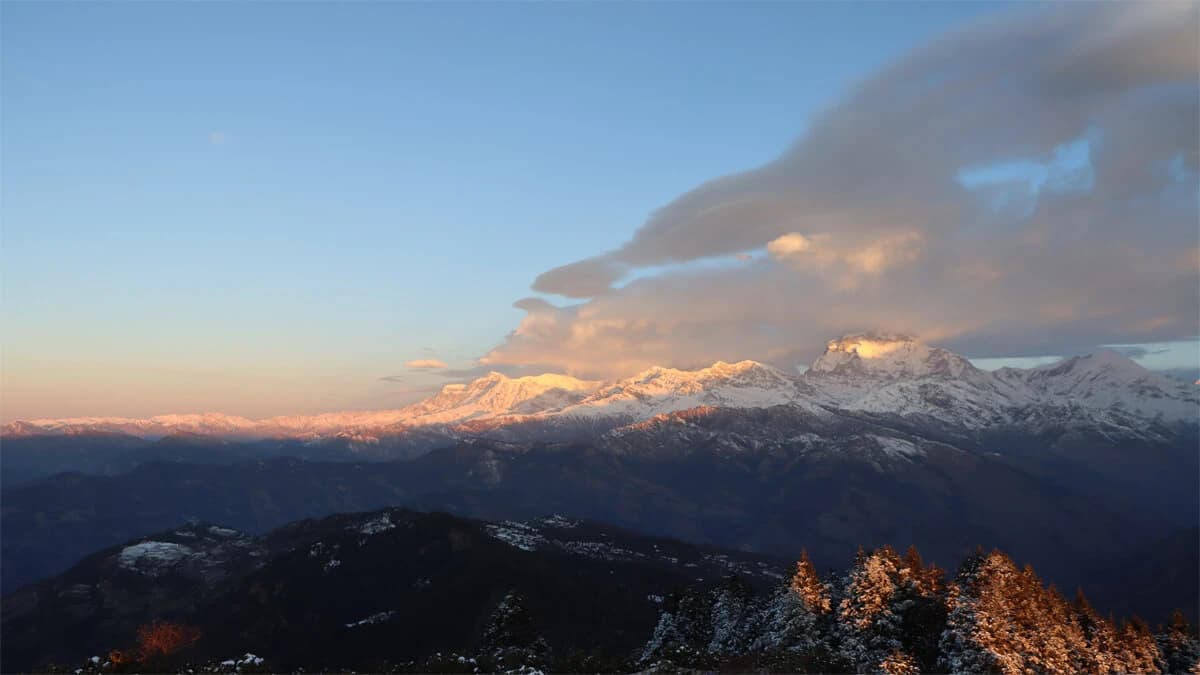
[996,351,1200,421]
[399,371,600,424]
[553,360,820,420]
[807,334,978,379]
[3,372,602,440]
[804,334,1198,431]
[8,412,260,438]
[4,335,1196,443]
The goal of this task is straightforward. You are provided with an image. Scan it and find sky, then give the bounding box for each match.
[2,2,1197,421]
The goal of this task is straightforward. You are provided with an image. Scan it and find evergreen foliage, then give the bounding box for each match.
[641,545,1198,674]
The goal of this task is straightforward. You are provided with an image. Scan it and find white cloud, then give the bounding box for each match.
[766,233,814,259]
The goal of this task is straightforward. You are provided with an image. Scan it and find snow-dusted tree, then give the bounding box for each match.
[639,587,715,669]
[751,550,842,671]
[1117,617,1164,674]
[939,551,1014,673]
[754,551,831,653]
[897,545,948,670]
[1157,610,1200,674]
[480,590,549,669]
[793,549,833,614]
[1069,590,1161,673]
[879,648,920,675]
[936,550,1159,675]
[1072,590,1125,673]
[835,546,930,673]
[707,577,762,656]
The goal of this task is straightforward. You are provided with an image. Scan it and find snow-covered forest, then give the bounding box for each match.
[641,547,1200,674]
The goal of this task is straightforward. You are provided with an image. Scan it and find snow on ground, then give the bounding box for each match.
[485,522,547,552]
[556,540,644,562]
[118,541,193,575]
[356,512,396,535]
[344,610,398,628]
[871,436,922,458]
[538,514,580,528]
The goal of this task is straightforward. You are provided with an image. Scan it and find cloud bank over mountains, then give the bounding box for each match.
[476,3,1199,379]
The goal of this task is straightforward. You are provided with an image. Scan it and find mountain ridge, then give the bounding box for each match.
[6,335,1196,443]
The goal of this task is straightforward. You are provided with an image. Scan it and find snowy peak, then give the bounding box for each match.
[558,360,812,419]
[624,360,792,392]
[1031,350,1148,381]
[807,334,977,379]
[399,372,601,424]
[1010,350,1199,421]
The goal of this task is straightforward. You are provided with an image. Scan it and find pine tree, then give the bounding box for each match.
[639,587,715,669]
[1118,617,1163,674]
[638,545,1184,674]
[754,551,832,654]
[937,550,1158,675]
[939,551,1012,673]
[1072,590,1119,672]
[707,577,762,656]
[835,546,915,673]
[793,550,833,614]
[480,590,549,670]
[896,545,948,671]
[1157,610,1200,674]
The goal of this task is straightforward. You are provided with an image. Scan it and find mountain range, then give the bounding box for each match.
[5,334,1196,451]
[3,334,1196,629]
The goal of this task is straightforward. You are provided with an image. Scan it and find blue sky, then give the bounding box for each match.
[2,2,1195,420]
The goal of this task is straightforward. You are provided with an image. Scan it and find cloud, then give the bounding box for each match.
[1107,346,1169,359]
[766,233,815,258]
[208,131,226,145]
[405,359,448,370]
[533,256,625,298]
[379,375,406,383]
[480,3,1200,377]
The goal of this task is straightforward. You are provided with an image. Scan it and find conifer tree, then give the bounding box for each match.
[835,546,913,673]
[707,577,762,656]
[480,590,549,669]
[639,587,715,669]
[1157,610,1200,674]
[1119,616,1163,674]
[752,550,839,670]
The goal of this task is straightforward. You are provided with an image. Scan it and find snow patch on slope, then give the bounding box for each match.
[118,541,194,575]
